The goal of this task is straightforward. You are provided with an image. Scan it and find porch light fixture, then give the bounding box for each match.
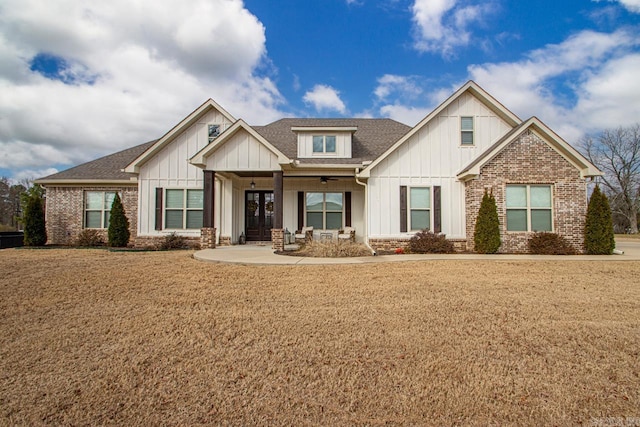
[250,178,256,189]
[320,177,327,185]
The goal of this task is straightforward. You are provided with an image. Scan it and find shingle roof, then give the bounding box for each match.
[37,140,157,182]
[253,118,411,164]
[38,117,412,182]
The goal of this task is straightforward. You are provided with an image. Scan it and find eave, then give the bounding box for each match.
[35,178,138,186]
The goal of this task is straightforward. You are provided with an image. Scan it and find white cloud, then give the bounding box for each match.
[467,29,640,142]
[373,29,640,141]
[619,0,640,12]
[411,0,496,57]
[303,85,347,114]
[374,74,423,101]
[379,104,430,126]
[0,0,286,180]
[597,0,640,13]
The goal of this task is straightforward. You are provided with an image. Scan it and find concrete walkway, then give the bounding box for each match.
[194,239,640,265]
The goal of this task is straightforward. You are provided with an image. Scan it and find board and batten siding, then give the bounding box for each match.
[297,132,352,158]
[205,130,281,171]
[367,92,514,239]
[137,109,233,237]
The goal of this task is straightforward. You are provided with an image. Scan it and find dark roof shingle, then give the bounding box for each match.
[38,117,412,182]
[37,140,157,182]
[253,118,411,164]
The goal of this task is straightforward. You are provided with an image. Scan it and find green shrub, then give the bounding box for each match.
[107,193,130,247]
[157,232,189,250]
[21,185,47,246]
[473,189,501,254]
[409,230,454,254]
[528,232,577,255]
[584,185,615,255]
[76,229,105,247]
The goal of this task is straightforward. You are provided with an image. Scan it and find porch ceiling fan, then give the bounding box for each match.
[320,176,338,184]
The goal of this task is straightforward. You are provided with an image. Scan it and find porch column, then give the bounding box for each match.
[271,170,284,251]
[201,170,216,249]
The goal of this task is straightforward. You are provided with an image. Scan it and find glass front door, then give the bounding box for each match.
[245,191,274,241]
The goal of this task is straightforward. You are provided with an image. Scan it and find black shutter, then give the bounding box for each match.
[433,186,441,233]
[297,191,304,231]
[155,187,163,230]
[400,186,407,233]
[345,192,352,227]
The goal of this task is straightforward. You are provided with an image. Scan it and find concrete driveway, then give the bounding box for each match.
[194,239,640,265]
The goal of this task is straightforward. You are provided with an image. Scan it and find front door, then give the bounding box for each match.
[245,191,274,241]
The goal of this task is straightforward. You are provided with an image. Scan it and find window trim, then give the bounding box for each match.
[164,188,204,230]
[305,192,344,230]
[84,191,117,229]
[408,186,431,231]
[208,124,221,143]
[506,184,554,232]
[312,135,337,154]
[461,116,474,146]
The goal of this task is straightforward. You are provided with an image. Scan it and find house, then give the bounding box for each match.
[36,81,601,253]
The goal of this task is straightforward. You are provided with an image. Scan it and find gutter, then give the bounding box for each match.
[355,169,376,256]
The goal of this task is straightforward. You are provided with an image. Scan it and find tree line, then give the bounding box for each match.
[0,177,27,231]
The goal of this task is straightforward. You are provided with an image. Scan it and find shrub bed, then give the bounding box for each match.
[528,232,577,255]
[409,230,455,254]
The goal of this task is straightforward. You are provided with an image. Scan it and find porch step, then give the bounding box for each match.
[245,241,271,246]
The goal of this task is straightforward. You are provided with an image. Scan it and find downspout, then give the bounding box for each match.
[355,168,377,256]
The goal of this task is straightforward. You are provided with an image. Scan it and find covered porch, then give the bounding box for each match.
[199,169,364,251]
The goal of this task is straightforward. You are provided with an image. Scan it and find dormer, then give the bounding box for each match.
[292,126,357,159]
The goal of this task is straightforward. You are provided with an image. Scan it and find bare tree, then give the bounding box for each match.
[582,124,640,234]
[0,177,27,230]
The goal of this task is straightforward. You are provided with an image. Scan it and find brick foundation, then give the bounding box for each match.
[201,227,216,249]
[43,185,138,245]
[465,131,588,254]
[218,236,232,246]
[271,228,284,251]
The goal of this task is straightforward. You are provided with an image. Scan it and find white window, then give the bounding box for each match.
[208,124,221,143]
[461,116,474,145]
[506,185,553,232]
[312,135,337,153]
[409,187,431,231]
[306,192,343,229]
[84,191,116,229]
[165,189,204,229]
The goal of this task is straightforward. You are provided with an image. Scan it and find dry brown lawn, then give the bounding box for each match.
[1,249,639,426]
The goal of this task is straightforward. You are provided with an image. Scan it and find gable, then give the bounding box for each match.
[359,81,521,178]
[365,91,515,179]
[457,117,602,181]
[124,99,236,174]
[190,119,289,171]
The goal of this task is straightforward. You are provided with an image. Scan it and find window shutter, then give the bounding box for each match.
[400,186,407,233]
[433,186,441,233]
[297,191,304,231]
[345,192,352,227]
[155,188,163,230]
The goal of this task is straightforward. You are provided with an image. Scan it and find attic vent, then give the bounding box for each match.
[208,124,221,143]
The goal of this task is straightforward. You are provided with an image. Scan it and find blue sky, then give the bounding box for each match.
[0,0,639,182]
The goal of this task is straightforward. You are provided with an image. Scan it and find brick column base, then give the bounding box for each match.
[201,227,216,249]
[271,228,284,251]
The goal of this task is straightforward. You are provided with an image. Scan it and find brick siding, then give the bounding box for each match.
[465,131,588,254]
[44,186,138,245]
